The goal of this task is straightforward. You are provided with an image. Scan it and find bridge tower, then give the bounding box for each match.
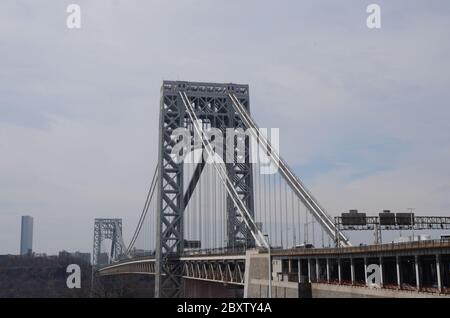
[155,81,255,298]
[92,218,124,266]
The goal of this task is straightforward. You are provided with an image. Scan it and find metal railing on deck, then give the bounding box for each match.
[273,238,450,257]
[181,246,247,257]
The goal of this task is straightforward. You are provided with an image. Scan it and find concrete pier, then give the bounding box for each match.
[244,250,311,298]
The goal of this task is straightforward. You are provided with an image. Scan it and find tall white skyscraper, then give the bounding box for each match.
[20,216,33,255]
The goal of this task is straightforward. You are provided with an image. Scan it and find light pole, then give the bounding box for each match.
[408,208,415,241]
[264,234,272,298]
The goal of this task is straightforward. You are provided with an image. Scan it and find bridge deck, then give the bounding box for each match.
[97,240,450,297]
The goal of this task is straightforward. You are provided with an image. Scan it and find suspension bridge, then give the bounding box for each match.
[92,81,450,298]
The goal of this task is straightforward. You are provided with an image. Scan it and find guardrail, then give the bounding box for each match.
[181,247,247,257]
[273,239,450,256]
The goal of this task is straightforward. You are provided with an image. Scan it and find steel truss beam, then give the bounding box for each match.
[98,258,245,286]
[183,259,245,285]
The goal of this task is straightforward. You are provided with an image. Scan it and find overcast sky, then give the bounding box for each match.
[1,1,449,254]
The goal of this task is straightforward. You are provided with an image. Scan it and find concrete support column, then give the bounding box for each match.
[297,258,301,283]
[350,258,355,285]
[364,257,368,286]
[326,258,330,283]
[415,255,421,291]
[316,258,320,282]
[436,254,442,293]
[396,256,402,289]
[288,259,292,274]
[379,257,384,288]
[307,258,311,283]
[337,259,342,284]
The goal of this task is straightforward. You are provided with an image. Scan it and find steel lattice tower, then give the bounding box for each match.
[155,81,255,298]
[92,218,124,266]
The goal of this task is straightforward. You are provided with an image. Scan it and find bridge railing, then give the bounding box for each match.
[273,238,450,256]
[99,247,249,270]
[182,246,248,257]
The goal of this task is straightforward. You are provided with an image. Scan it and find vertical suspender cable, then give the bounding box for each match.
[268,172,273,244]
[180,91,268,248]
[285,181,290,247]
[274,174,278,247]
[263,168,268,236]
[228,94,350,246]
[279,174,283,248]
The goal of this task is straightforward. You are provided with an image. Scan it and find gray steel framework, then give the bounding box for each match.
[183,259,245,285]
[92,218,124,266]
[98,257,245,286]
[155,81,255,298]
[335,216,450,231]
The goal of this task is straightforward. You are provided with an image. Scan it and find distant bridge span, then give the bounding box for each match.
[98,252,246,286]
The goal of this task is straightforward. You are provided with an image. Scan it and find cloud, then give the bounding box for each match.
[1,0,449,253]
